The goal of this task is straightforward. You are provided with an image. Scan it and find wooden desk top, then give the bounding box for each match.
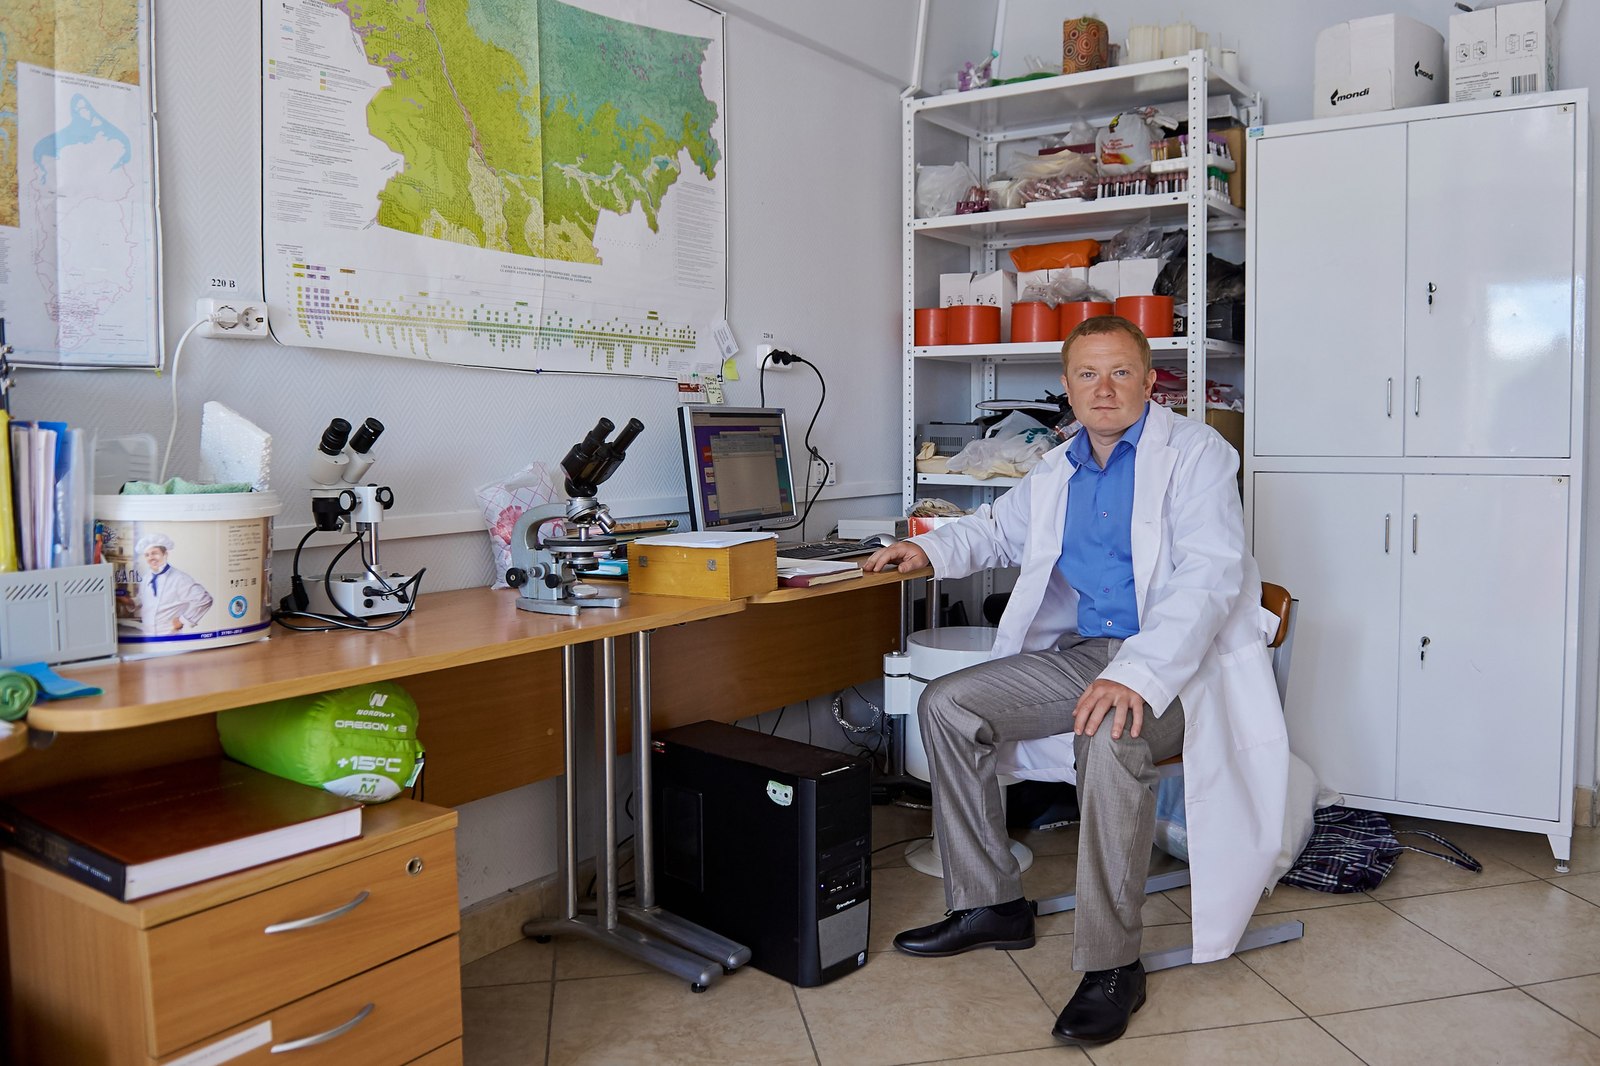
[28,588,743,734]
[744,566,932,605]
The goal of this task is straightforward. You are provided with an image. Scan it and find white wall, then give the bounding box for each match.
[17,0,919,906]
[997,0,1600,801]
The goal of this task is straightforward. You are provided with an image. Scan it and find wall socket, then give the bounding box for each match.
[756,343,794,371]
[810,457,837,487]
[195,297,270,340]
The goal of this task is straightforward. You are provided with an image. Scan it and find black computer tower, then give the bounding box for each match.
[652,720,872,987]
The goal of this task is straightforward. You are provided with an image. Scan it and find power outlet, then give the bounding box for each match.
[757,343,794,371]
[195,298,270,340]
[810,457,837,487]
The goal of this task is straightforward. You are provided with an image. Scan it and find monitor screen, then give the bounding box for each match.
[677,406,797,532]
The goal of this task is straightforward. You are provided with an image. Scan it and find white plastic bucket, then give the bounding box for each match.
[95,491,281,656]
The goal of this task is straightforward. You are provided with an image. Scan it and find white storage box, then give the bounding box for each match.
[1087,262,1121,300]
[0,563,116,667]
[1449,0,1560,102]
[1314,15,1446,118]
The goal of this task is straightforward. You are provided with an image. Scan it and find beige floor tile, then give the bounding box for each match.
[463,938,556,988]
[1366,845,1539,900]
[1165,882,1370,917]
[1010,925,1302,1041]
[1015,823,1079,858]
[1390,817,1597,878]
[551,935,652,980]
[1238,901,1504,1014]
[1525,973,1600,1036]
[463,982,551,1066]
[797,947,1058,1066]
[922,1051,1091,1065]
[873,803,933,869]
[547,966,814,1065]
[1317,988,1600,1066]
[1082,1018,1362,1066]
[868,863,961,952]
[1384,880,1600,985]
[1557,871,1600,906]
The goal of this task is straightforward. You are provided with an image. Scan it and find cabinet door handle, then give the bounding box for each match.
[270,1002,374,1053]
[1384,514,1391,553]
[1414,376,1422,417]
[263,890,370,935]
[1386,378,1393,417]
[1420,636,1431,662]
[1427,281,1437,306]
[1412,514,1419,554]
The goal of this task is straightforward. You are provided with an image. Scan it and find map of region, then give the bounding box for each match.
[334,0,719,265]
[0,1,141,228]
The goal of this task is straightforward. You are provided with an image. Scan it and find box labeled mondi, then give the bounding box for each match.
[628,533,777,600]
[1314,15,1446,119]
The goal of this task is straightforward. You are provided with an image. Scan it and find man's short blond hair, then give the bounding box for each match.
[1061,315,1153,375]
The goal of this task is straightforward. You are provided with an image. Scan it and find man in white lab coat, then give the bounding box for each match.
[135,533,214,635]
[864,316,1287,1046]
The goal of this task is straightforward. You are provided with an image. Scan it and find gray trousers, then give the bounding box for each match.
[918,637,1185,971]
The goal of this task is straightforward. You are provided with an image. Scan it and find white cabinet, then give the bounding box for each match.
[1254,104,1577,460]
[901,53,1262,513]
[1253,472,1568,821]
[1246,94,1589,866]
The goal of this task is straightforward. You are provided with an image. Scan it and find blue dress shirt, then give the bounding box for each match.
[1058,404,1148,638]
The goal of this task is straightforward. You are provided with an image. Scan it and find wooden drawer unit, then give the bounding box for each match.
[155,938,462,1066]
[5,800,461,1066]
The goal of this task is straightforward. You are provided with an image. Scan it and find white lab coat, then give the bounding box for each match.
[138,565,214,635]
[913,401,1288,964]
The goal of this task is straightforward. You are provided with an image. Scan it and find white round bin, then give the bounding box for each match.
[886,625,1033,877]
[96,491,281,657]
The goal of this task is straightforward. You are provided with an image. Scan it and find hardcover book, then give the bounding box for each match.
[777,561,862,588]
[0,757,362,901]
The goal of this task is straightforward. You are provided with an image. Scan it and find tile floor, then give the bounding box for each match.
[461,804,1600,1066]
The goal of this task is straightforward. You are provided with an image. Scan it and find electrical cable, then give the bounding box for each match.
[759,352,829,536]
[271,529,427,632]
[770,704,786,736]
[157,318,206,484]
[872,834,931,855]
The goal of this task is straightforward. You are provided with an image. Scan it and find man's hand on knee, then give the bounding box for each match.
[1073,680,1146,740]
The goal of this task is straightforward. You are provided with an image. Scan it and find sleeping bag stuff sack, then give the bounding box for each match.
[217,681,424,802]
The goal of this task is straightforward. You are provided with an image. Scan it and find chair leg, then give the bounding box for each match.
[1032,866,1192,917]
[1141,919,1305,973]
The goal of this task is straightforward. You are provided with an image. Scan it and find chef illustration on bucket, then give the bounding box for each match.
[134,533,213,635]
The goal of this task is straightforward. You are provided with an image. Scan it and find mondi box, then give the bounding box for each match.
[1314,15,1446,119]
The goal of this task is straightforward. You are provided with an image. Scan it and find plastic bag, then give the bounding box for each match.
[916,162,982,218]
[218,681,425,802]
[946,428,1055,479]
[1018,274,1112,308]
[477,462,560,589]
[1097,112,1155,175]
[1009,150,1098,204]
[1009,239,1100,272]
[1101,215,1164,261]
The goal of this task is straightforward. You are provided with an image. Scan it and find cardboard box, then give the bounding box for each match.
[1216,126,1247,209]
[939,273,971,308]
[1087,261,1121,300]
[967,271,1018,338]
[1118,258,1163,298]
[1449,0,1560,102]
[907,515,963,537]
[629,537,777,600]
[1313,15,1446,118]
[1175,407,1245,460]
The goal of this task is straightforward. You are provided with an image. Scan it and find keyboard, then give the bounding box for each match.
[776,540,877,561]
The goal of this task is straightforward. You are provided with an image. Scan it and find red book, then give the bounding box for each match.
[0,758,362,900]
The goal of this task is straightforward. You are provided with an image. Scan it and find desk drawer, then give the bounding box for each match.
[156,937,462,1065]
[146,828,458,1056]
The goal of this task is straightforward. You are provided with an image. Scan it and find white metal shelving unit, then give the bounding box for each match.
[901,52,1262,508]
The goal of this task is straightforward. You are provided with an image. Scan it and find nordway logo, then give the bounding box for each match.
[1414,60,1435,80]
[1330,86,1371,106]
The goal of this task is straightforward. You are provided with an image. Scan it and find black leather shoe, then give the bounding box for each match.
[892,901,1035,957]
[1051,960,1146,1045]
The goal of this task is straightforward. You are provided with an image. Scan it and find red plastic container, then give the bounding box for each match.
[1010,302,1060,343]
[1115,295,1175,338]
[914,307,948,346]
[1059,300,1114,334]
[945,304,1002,345]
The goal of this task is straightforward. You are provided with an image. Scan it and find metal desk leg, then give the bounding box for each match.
[524,637,724,991]
[618,631,751,972]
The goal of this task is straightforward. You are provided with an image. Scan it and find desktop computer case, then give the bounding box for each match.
[652,720,872,987]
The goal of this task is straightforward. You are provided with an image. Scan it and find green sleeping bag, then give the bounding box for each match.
[217,681,425,802]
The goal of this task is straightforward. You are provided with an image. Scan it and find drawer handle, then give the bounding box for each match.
[263,891,370,935]
[270,1002,374,1053]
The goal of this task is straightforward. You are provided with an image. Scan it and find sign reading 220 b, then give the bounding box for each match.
[0,0,160,368]
[262,0,727,379]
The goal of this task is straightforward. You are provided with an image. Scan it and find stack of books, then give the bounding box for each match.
[777,559,862,588]
[0,758,363,901]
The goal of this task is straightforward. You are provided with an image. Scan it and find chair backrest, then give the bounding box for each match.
[1261,581,1295,707]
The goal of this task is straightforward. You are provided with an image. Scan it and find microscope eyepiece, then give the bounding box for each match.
[318,418,352,456]
[613,418,644,454]
[349,417,385,455]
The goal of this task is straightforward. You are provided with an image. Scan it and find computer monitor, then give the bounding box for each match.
[677,406,797,532]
